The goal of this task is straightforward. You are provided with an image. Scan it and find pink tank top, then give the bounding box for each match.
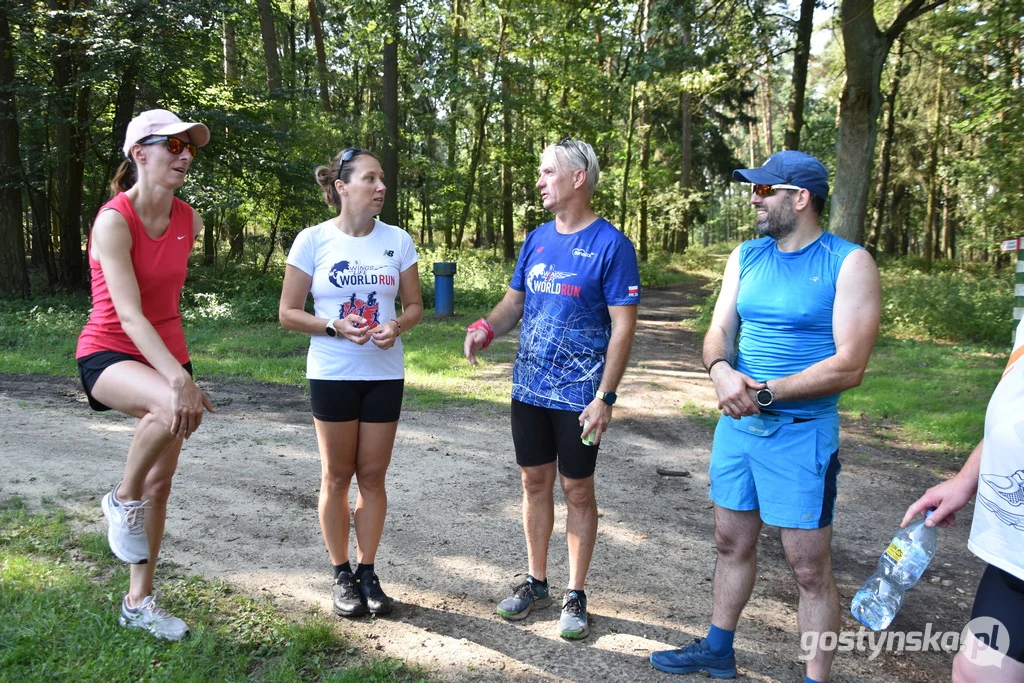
[75,192,194,364]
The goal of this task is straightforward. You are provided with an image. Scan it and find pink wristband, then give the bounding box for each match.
[467,318,494,349]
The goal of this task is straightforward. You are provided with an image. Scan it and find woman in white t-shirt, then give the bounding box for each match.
[279,148,422,618]
[903,318,1024,682]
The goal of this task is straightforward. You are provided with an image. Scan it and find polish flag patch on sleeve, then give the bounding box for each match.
[628,285,639,297]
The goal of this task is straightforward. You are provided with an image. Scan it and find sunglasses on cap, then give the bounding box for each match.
[337,147,364,181]
[752,183,803,198]
[138,135,198,157]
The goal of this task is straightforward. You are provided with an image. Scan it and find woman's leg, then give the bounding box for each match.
[91,361,184,502]
[313,418,360,565]
[352,421,398,564]
[127,437,183,603]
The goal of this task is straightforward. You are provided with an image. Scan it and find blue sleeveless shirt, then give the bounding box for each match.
[735,231,861,418]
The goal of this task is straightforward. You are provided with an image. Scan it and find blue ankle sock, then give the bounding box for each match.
[805,677,824,683]
[706,624,734,655]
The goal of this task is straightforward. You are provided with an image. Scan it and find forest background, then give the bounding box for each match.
[0,0,1021,362]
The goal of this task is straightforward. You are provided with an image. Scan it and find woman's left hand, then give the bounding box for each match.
[371,320,401,350]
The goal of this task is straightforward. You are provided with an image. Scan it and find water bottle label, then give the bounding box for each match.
[884,537,910,564]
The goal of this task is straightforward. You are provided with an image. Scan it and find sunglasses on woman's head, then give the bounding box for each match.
[752,183,803,197]
[337,147,362,181]
[139,136,197,157]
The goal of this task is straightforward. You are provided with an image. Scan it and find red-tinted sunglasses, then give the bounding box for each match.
[752,183,802,197]
[139,135,198,157]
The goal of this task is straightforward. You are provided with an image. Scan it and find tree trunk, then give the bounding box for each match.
[501,71,514,260]
[307,0,331,111]
[0,0,28,296]
[638,90,650,261]
[222,11,238,83]
[256,0,282,91]
[830,0,948,244]
[783,0,815,150]
[50,0,89,290]
[922,60,943,271]
[677,23,693,254]
[618,83,637,234]
[380,0,401,226]
[759,70,774,156]
[867,39,903,255]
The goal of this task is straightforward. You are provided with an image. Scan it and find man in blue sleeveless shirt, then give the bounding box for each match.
[651,151,881,682]
[464,138,640,640]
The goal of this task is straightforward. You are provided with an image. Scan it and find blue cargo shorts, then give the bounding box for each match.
[708,412,841,529]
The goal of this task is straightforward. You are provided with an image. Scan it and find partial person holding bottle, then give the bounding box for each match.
[851,511,938,631]
[903,317,1024,682]
[76,109,215,640]
[279,147,422,618]
[464,137,640,640]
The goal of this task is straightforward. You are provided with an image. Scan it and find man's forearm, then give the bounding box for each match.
[702,326,735,371]
[767,353,868,402]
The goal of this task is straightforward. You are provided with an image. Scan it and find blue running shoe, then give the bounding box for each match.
[558,590,589,639]
[496,576,551,620]
[650,638,737,678]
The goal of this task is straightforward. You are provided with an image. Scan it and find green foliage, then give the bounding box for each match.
[841,337,1003,452]
[879,260,1015,344]
[0,504,428,682]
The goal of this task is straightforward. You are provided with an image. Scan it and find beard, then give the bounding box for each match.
[756,199,798,241]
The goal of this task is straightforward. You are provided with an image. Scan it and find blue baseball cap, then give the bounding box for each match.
[733,150,829,199]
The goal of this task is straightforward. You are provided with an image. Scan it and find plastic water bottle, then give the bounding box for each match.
[851,511,938,631]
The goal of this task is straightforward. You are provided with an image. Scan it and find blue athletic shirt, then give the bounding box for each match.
[509,217,641,411]
[735,231,861,418]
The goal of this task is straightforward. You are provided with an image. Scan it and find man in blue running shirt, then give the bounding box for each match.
[464,138,640,641]
[651,151,881,682]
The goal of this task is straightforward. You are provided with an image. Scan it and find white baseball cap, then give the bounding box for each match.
[123,109,211,158]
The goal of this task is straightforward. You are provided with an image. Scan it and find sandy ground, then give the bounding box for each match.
[0,278,987,682]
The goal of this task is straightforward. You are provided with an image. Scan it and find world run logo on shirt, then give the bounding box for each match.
[527,263,580,297]
[328,260,396,289]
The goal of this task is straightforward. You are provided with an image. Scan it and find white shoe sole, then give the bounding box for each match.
[102,492,149,564]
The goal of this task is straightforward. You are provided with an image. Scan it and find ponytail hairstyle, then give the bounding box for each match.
[109,159,137,198]
[314,147,378,210]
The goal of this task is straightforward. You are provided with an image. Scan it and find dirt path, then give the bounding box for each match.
[0,277,985,682]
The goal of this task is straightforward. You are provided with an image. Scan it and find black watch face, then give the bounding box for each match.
[756,389,772,407]
[603,392,617,405]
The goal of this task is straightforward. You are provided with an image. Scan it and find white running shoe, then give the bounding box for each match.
[101,485,150,564]
[120,595,190,641]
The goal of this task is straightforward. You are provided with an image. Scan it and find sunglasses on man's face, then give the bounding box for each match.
[752,183,802,198]
[139,136,197,157]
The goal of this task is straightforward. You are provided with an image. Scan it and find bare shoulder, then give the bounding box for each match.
[92,208,132,253]
[839,247,880,281]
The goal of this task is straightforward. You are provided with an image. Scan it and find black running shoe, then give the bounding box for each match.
[355,571,393,615]
[332,573,367,617]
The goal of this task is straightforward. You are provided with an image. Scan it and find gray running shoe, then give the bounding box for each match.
[496,576,551,620]
[558,590,590,639]
[101,485,149,564]
[333,573,367,617]
[120,595,190,641]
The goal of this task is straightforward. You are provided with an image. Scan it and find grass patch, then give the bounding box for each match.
[0,499,427,682]
[840,337,1004,453]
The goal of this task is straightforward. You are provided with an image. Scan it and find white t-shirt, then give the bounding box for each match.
[286,219,418,380]
[968,317,1024,580]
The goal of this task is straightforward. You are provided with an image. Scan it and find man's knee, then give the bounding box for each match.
[521,467,554,496]
[560,476,595,509]
[789,556,833,594]
[714,525,758,559]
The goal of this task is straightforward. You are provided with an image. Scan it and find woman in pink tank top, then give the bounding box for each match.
[75,109,214,641]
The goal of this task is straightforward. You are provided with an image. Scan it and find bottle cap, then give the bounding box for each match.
[925,510,933,518]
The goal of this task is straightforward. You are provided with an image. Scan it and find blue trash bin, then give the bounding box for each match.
[433,262,457,316]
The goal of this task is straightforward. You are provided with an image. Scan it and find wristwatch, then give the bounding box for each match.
[755,385,774,408]
[325,318,339,337]
[596,390,617,406]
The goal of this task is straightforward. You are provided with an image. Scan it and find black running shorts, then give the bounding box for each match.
[510,399,598,479]
[969,563,1024,662]
[77,350,193,412]
[309,378,404,423]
